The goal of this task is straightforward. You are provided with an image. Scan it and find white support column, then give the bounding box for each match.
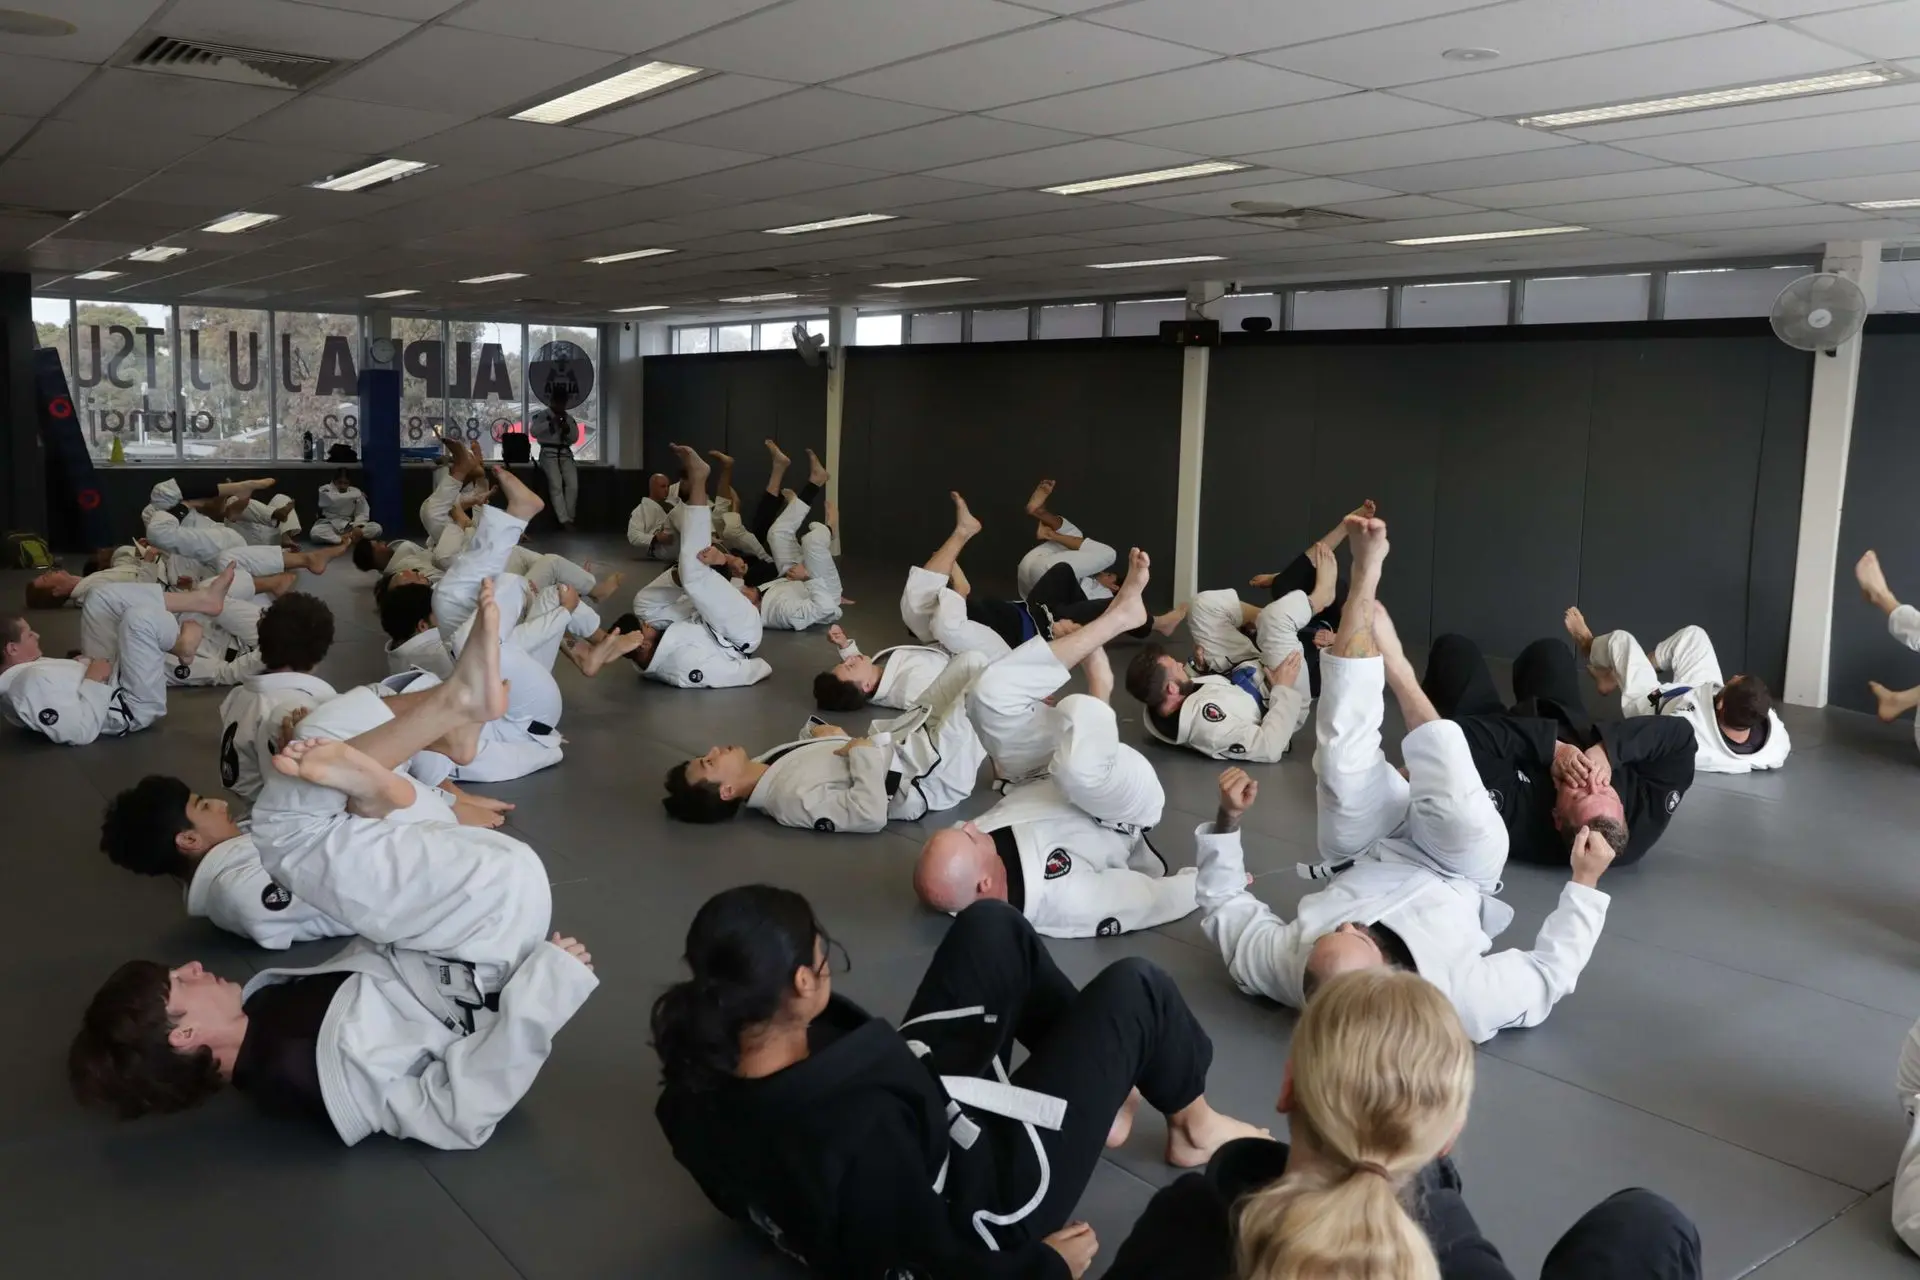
[609,319,645,470]
[825,305,855,552]
[1784,240,1881,707]
[1172,281,1221,604]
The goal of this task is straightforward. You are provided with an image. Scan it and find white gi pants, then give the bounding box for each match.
[518,550,598,596]
[760,521,842,630]
[1889,605,1920,753]
[311,518,382,545]
[420,468,463,542]
[1591,625,1724,711]
[1314,655,1507,893]
[1187,588,1314,709]
[435,506,528,646]
[680,505,763,653]
[968,637,1164,830]
[79,583,178,733]
[900,565,1010,659]
[1016,519,1116,600]
[538,450,577,525]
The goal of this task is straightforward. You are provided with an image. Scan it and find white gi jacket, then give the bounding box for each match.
[1193,824,1610,1043]
[220,671,338,801]
[1146,671,1310,764]
[387,629,455,679]
[314,485,378,542]
[744,694,982,831]
[385,539,441,582]
[186,827,351,949]
[69,550,172,604]
[835,637,950,709]
[0,658,121,744]
[974,779,1197,939]
[1588,626,1790,775]
[644,619,772,689]
[1895,1017,1920,1254]
[632,568,698,627]
[627,496,677,558]
[232,498,297,546]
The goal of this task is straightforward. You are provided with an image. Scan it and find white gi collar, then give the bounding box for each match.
[243,670,336,698]
[184,833,253,919]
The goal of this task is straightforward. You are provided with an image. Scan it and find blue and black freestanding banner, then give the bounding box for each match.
[358,367,401,534]
[33,347,108,549]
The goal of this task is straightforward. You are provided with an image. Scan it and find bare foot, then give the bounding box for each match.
[575,627,648,676]
[446,581,510,723]
[1152,603,1189,637]
[1859,550,1899,612]
[806,447,828,486]
[1870,680,1913,722]
[1250,572,1276,588]
[1166,1100,1271,1169]
[271,738,414,818]
[708,449,733,467]
[1036,520,1056,544]
[491,463,546,522]
[764,438,789,471]
[1107,547,1150,635]
[453,798,509,828]
[1107,1088,1142,1150]
[1563,605,1594,654]
[1350,498,1377,520]
[177,564,235,617]
[1346,516,1389,592]
[1025,478,1055,518]
[951,491,982,539]
[259,572,296,599]
[590,571,624,603]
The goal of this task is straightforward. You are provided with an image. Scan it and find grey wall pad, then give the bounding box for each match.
[642,353,828,484]
[1746,345,1814,697]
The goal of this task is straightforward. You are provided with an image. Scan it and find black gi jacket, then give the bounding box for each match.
[656,995,1069,1280]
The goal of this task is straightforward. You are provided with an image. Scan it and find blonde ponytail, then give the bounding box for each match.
[1235,969,1474,1280]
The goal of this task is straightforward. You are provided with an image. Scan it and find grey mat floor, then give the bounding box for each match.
[4,537,1918,1279]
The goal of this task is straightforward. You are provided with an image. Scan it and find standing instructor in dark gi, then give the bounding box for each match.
[1421,632,1696,868]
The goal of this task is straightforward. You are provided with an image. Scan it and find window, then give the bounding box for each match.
[1663,265,1804,319]
[1293,287,1389,331]
[717,324,753,352]
[972,307,1030,341]
[855,314,902,345]
[1111,297,1186,337]
[74,300,178,461]
[528,322,601,462]
[1524,274,1651,324]
[1876,257,1920,313]
[1038,303,1101,339]
[177,306,272,460]
[32,297,73,413]
[674,326,712,354]
[276,311,364,461]
[910,311,961,343]
[444,320,524,462]
[393,315,447,451]
[760,318,828,349]
[1401,280,1509,328]
[1215,292,1280,334]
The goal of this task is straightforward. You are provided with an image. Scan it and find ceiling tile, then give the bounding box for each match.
[401,119,633,176]
[127,167,291,208]
[0,0,167,65]
[1614,102,1920,163]
[1702,138,1920,183]
[1521,186,1818,224]
[655,0,1045,82]
[987,59,1348,134]
[15,118,215,172]
[0,51,91,115]
[1656,217,1919,249]
[666,157,894,201]
[1778,168,1920,201]
[1254,0,1748,90]
[1318,209,1609,241]
[922,137,1207,186]
[1343,143,1668,193]
[1071,164,1307,204]
[659,88,948,153]
[168,138,377,185]
[1122,92,1472,157]
[0,160,149,209]
[1555,70,1920,142]
[834,20,1214,111]
[317,26,620,113]
[446,0,784,54]
[533,137,768,186]
[59,198,228,239]
[1436,166,1748,206]
[1247,120,1579,176]
[1086,0,1495,55]
[1394,24,1862,117]
[796,114,1086,171]
[1322,193,1490,219]
[974,203,1192,234]
[0,114,34,154]
[1011,0,1139,10]
[1075,216,1277,243]
[1716,0,1878,15]
[1138,176,1405,215]
[1790,3,1920,59]
[886,189,1088,221]
[56,68,291,134]
[808,173,1005,210]
[580,73,801,136]
[160,0,418,60]
[229,97,467,151]
[1602,204,1881,234]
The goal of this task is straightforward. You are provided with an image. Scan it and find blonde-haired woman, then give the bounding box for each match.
[1107,968,1700,1280]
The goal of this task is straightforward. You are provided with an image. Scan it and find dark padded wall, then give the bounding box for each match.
[1830,323,1920,714]
[641,351,828,499]
[841,339,1183,599]
[1203,324,1811,686]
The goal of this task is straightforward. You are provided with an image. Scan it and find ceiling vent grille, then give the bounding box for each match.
[123,36,338,90]
[1227,204,1374,230]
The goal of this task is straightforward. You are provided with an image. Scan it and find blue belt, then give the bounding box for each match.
[1652,684,1692,713]
[1017,606,1039,642]
[1227,664,1266,714]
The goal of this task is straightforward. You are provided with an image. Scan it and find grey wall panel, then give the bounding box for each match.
[1830,330,1920,714]
[842,342,1183,600]
[1198,346,1317,591]
[1579,337,1778,677]
[1744,345,1812,694]
[641,353,826,499]
[1429,342,1594,658]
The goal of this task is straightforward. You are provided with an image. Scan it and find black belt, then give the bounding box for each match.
[885,769,901,797]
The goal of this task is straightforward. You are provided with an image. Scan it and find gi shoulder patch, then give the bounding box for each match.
[260,882,293,912]
[1201,702,1226,723]
[174,663,192,681]
[813,817,835,832]
[688,669,704,684]
[1096,917,1122,937]
[37,707,57,726]
[1044,848,1072,879]
[1228,743,1245,755]
[1665,789,1681,815]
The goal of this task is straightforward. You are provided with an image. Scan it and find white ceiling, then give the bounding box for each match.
[10,0,1920,322]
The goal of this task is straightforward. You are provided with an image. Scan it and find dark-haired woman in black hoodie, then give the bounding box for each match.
[653,886,1266,1279]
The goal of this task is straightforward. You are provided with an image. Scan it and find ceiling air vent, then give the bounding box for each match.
[123,36,338,90]
[1228,203,1374,230]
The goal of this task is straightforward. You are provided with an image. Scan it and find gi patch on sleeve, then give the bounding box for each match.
[813,817,835,832]
[1202,702,1226,723]
[37,708,57,726]
[1096,917,1122,937]
[1044,848,1072,879]
[1487,788,1504,811]
[688,669,704,684]
[260,882,294,912]
[1665,789,1681,814]
[174,663,192,681]
[1228,743,1245,755]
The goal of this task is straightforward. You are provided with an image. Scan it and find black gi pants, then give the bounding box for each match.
[744,481,822,588]
[1262,551,1342,697]
[1424,634,1594,737]
[901,900,1212,1249]
[966,562,1152,647]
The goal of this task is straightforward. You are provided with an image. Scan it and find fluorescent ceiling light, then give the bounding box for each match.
[202,211,280,234]
[458,273,527,284]
[719,292,799,303]
[585,248,676,264]
[614,304,671,312]
[762,213,897,235]
[310,158,435,192]
[874,276,978,288]
[1851,197,1920,209]
[1389,226,1585,245]
[1087,254,1226,269]
[513,61,703,125]
[126,245,187,263]
[1042,160,1250,195]
[74,270,121,281]
[367,289,419,298]
[1516,65,1901,129]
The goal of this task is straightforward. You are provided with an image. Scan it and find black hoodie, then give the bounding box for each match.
[656,995,1069,1280]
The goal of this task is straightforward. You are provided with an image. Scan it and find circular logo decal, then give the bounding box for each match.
[261,882,293,912]
[688,669,704,684]
[1096,917,1122,937]
[1201,703,1226,723]
[1665,790,1681,815]
[174,663,192,680]
[37,707,58,726]
[77,488,101,510]
[1044,848,1072,880]
[49,395,73,419]
[813,817,835,832]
